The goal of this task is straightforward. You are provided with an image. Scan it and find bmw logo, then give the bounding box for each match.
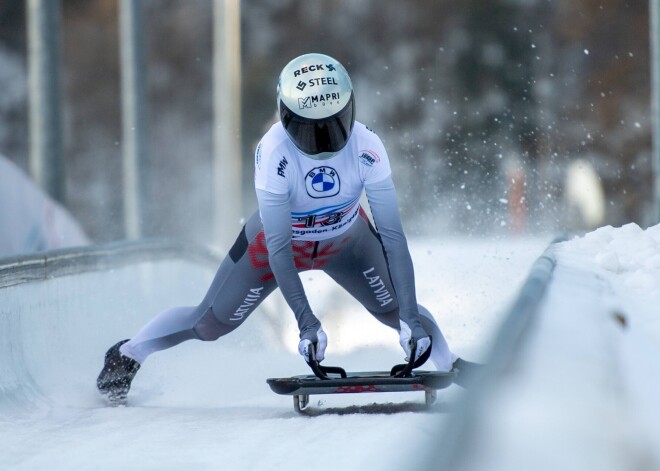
[305,166,340,198]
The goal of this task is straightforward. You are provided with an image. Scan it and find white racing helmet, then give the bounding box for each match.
[277,53,355,160]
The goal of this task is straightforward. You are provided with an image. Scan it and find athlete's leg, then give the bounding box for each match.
[322,210,456,371]
[121,211,278,364]
[417,305,457,371]
[120,306,204,363]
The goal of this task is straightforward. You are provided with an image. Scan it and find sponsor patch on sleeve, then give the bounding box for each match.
[358,150,380,167]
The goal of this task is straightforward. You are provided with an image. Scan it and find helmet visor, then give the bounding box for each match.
[280,94,355,156]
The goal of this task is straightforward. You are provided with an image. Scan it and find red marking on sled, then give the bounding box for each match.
[336,385,379,393]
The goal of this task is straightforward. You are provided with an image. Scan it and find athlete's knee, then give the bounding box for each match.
[193,306,240,341]
[417,304,447,342]
[418,304,438,324]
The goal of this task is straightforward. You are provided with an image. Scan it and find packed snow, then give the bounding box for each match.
[1,224,659,470]
[435,223,660,470]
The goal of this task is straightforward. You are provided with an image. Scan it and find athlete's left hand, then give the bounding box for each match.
[399,321,432,366]
[298,327,328,363]
[409,336,432,366]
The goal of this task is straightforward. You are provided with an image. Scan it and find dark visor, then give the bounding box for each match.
[280,93,355,155]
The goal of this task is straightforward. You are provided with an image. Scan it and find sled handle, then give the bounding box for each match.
[390,338,417,377]
[306,343,347,380]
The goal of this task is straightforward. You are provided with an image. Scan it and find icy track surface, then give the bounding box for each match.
[1,236,547,470]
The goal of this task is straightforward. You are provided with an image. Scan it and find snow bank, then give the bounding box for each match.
[436,223,660,471]
[559,223,660,467]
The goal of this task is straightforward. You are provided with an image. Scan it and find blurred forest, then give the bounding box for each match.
[0,0,653,246]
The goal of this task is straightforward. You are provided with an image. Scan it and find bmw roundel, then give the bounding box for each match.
[305,166,340,198]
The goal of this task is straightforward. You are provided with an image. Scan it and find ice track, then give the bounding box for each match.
[0,237,546,471]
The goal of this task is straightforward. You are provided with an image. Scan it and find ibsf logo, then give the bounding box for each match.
[358,150,380,167]
[305,166,340,198]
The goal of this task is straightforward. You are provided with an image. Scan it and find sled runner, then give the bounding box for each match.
[267,341,456,414]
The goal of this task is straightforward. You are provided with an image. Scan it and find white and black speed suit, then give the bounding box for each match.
[120,122,456,371]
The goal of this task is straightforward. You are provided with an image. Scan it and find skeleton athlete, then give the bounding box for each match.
[97,53,474,404]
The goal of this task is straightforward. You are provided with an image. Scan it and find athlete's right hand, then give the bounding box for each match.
[298,327,327,363]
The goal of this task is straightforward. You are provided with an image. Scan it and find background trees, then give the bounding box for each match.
[0,0,652,244]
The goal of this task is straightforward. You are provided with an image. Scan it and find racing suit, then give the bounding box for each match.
[120,121,455,371]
